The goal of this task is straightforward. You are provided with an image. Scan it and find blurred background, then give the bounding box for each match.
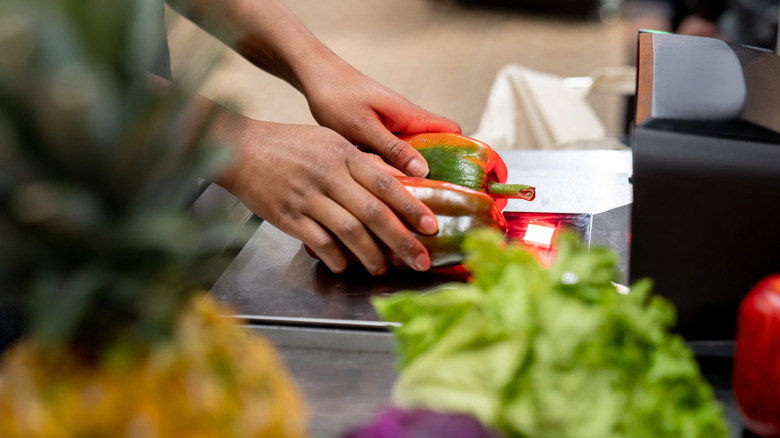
[164,0,630,140]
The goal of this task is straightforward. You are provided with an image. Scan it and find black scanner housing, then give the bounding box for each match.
[630,32,780,341]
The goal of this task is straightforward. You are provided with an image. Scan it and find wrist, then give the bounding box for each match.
[210,113,259,196]
[283,42,353,98]
[298,54,363,103]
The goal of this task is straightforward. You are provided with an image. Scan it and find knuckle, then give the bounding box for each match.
[372,171,395,196]
[365,153,385,165]
[319,131,353,157]
[273,210,297,230]
[384,138,409,163]
[397,235,420,257]
[362,199,389,223]
[309,161,328,179]
[401,197,424,218]
[313,240,349,274]
[336,217,364,241]
[309,233,337,255]
[330,135,357,154]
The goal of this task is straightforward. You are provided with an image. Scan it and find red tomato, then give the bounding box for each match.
[733,274,780,437]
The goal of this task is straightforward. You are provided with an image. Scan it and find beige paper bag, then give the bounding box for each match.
[471,64,635,150]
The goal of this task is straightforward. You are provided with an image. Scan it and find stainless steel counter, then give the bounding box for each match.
[210,150,633,331]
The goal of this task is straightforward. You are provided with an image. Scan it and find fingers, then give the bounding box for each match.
[395,109,462,136]
[307,78,460,177]
[351,108,460,176]
[302,177,435,273]
[280,214,351,275]
[351,156,438,237]
[228,120,438,275]
[336,154,438,271]
[339,116,424,177]
[364,153,406,177]
[280,208,389,276]
[274,153,435,274]
[371,97,461,136]
[307,197,388,276]
[355,124,430,177]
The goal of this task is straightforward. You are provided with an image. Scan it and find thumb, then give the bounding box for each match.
[357,125,430,177]
[399,112,462,136]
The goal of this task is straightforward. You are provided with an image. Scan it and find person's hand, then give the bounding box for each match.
[170,0,459,175]
[302,61,461,177]
[215,117,439,275]
[167,0,455,274]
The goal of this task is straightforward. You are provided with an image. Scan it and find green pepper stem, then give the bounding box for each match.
[487,182,536,201]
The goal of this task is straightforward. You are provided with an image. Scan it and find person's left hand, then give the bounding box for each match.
[302,60,461,178]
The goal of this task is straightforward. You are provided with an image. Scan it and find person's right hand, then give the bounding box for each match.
[215,117,439,275]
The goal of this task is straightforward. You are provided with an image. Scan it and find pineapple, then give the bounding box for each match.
[0,0,307,436]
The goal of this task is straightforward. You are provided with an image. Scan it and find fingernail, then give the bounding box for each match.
[375,265,387,276]
[420,215,438,235]
[414,253,431,271]
[407,158,429,178]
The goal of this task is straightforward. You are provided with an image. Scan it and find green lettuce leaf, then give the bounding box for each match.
[372,229,728,438]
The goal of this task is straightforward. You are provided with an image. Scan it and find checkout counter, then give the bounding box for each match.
[200,33,780,437]
[204,150,638,437]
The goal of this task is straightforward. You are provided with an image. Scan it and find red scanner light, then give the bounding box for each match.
[503,212,593,268]
[522,223,556,247]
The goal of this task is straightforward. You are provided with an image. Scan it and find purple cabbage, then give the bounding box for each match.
[345,407,500,438]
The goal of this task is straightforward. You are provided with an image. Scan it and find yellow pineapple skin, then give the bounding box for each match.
[0,294,308,438]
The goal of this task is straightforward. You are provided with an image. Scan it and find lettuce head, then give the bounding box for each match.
[372,230,727,438]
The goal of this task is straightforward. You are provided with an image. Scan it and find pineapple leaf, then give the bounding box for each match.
[0,0,242,355]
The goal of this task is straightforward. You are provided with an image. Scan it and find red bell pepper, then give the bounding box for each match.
[733,274,780,437]
[393,176,507,268]
[400,133,535,210]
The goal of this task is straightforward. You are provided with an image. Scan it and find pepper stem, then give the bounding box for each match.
[487,182,536,201]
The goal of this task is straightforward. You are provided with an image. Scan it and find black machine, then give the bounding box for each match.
[630,31,780,341]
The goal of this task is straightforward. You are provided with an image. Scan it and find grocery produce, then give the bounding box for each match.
[0,1,306,436]
[400,133,535,210]
[733,274,780,437]
[373,230,728,438]
[0,296,306,437]
[391,176,507,268]
[309,133,531,271]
